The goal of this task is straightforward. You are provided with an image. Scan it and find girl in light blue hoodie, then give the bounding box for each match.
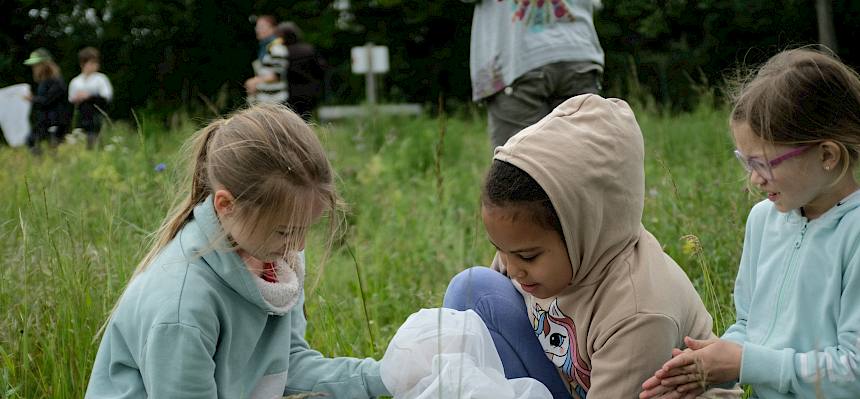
[640,48,860,399]
[85,104,389,398]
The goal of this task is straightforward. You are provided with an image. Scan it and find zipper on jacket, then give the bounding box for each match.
[761,222,807,344]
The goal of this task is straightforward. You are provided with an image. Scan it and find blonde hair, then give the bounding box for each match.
[729,48,860,182]
[98,104,343,336]
[135,103,342,276]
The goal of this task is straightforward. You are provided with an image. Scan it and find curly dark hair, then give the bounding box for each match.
[482,160,563,237]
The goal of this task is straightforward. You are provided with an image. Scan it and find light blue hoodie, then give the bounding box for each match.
[722,190,860,398]
[85,197,389,398]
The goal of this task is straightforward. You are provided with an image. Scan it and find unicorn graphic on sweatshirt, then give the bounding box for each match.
[533,299,591,397]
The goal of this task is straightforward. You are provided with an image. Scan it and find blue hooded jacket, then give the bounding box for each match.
[723,190,860,398]
[85,196,388,398]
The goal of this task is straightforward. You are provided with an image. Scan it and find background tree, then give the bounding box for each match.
[2,0,859,120]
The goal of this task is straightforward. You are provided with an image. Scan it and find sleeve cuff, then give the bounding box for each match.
[365,361,391,397]
[740,342,795,393]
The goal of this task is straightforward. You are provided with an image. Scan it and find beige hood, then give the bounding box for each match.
[492,94,715,398]
[495,94,644,287]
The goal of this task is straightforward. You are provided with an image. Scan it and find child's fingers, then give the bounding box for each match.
[683,336,717,350]
[661,352,696,371]
[671,347,693,359]
[638,382,674,398]
[676,381,705,395]
[662,362,697,378]
[658,390,684,399]
[660,369,700,387]
[642,374,663,390]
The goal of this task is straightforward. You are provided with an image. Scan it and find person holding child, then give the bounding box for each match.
[640,48,860,399]
[444,94,741,398]
[85,104,389,398]
[69,46,113,149]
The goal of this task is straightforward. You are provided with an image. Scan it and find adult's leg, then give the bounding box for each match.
[546,62,602,109]
[444,266,572,399]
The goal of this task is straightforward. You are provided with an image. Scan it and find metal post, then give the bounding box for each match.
[365,43,377,105]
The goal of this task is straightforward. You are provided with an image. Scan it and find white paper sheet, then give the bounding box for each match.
[0,84,32,147]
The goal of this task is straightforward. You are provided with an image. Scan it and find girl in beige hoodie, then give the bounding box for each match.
[444,94,726,398]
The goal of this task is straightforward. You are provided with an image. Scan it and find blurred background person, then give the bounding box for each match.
[278,22,326,121]
[23,48,72,155]
[245,15,289,105]
[69,46,114,150]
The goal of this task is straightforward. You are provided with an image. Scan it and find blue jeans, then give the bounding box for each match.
[443,267,574,399]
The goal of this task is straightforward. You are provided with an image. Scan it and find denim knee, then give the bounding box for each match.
[444,267,500,308]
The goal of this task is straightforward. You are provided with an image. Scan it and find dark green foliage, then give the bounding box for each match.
[2,0,859,116]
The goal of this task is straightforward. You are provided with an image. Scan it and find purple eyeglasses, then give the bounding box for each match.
[734,144,814,181]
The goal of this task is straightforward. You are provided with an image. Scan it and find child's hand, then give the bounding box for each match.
[244,77,260,94]
[72,92,90,103]
[640,347,697,398]
[640,337,728,398]
[647,337,741,397]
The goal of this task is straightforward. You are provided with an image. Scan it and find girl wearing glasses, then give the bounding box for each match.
[641,48,860,398]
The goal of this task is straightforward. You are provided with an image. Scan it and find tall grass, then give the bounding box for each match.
[0,104,752,397]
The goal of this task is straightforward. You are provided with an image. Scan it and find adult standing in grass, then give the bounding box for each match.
[85,104,389,398]
[23,48,72,155]
[464,0,604,149]
[245,15,289,105]
[641,48,860,399]
[69,46,114,150]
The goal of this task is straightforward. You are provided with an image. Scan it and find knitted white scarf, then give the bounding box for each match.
[253,251,304,313]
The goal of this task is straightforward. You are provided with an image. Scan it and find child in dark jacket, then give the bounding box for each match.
[24,48,72,154]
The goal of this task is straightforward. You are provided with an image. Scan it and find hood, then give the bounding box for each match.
[182,196,298,315]
[494,94,645,287]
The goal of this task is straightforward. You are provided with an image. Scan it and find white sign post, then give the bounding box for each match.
[319,43,420,121]
[351,43,389,105]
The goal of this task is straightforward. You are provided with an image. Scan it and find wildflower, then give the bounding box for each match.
[154,163,167,172]
[681,234,701,256]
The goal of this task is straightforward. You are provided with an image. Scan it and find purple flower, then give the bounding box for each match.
[154,163,167,172]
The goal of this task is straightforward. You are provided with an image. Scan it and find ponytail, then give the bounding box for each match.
[98,104,340,338]
[96,119,221,338]
[134,120,221,276]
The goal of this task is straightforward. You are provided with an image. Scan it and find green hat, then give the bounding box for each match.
[23,48,53,65]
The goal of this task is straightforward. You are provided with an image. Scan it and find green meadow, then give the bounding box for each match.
[0,103,756,398]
